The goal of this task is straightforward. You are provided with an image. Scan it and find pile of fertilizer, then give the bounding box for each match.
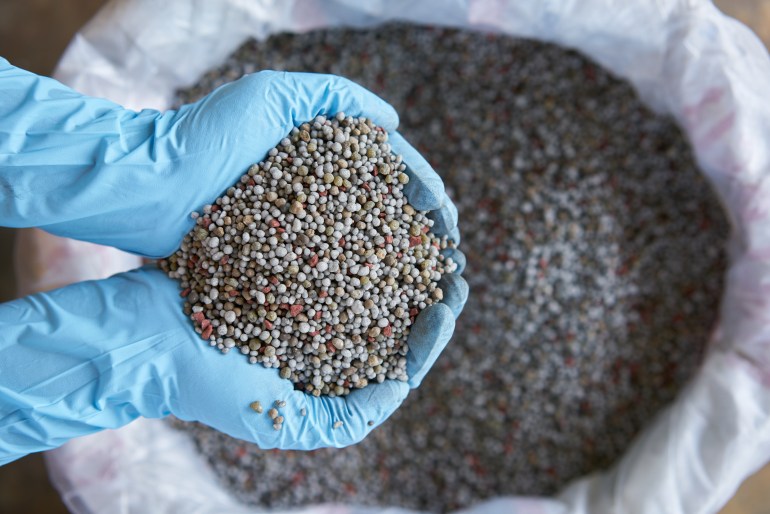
[169,25,729,511]
[161,115,455,399]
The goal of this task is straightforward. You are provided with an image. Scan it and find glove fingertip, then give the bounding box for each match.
[327,380,408,445]
[366,98,399,133]
[348,379,409,420]
[441,247,467,274]
[428,200,459,236]
[446,226,462,245]
[389,133,444,211]
[438,273,469,319]
[407,303,455,388]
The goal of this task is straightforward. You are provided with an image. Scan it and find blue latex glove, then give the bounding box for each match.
[0,58,459,257]
[0,59,469,463]
[0,266,467,465]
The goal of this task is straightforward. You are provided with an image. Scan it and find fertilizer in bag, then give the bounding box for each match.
[168,25,729,511]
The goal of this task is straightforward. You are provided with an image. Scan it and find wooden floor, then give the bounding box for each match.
[0,1,768,513]
[721,464,770,514]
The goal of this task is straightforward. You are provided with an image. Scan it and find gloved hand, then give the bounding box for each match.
[0,266,467,465]
[0,58,460,257]
[0,58,468,464]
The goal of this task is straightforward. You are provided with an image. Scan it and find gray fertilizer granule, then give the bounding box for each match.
[169,24,729,512]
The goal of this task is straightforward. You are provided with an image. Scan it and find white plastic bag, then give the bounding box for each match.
[21,1,770,513]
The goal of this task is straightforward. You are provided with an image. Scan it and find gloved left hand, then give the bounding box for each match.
[0,58,460,257]
[0,266,467,466]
